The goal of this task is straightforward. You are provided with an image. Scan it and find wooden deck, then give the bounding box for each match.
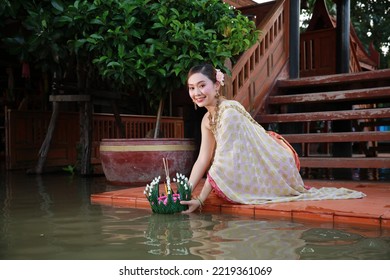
[90,179,390,230]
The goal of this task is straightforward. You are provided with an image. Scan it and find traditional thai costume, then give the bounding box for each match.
[207,100,365,204]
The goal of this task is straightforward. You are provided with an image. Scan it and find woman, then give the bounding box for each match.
[180,64,365,213]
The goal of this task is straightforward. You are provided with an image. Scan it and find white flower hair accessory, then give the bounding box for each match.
[215,69,225,86]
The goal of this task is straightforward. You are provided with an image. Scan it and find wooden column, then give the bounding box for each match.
[283,0,303,156]
[336,0,350,74]
[289,0,300,79]
[333,0,353,179]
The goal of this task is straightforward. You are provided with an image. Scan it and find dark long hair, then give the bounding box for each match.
[187,64,217,85]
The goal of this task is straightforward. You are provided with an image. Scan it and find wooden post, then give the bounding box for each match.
[336,0,350,74]
[289,0,300,79]
[283,0,303,156]
[333,0,352,179]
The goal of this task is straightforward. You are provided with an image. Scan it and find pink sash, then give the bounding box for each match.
[266,131,300,170]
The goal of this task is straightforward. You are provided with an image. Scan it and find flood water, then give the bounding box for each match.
[1,170,390,260]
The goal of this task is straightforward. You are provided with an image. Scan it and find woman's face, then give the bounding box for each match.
[187,72,219,108]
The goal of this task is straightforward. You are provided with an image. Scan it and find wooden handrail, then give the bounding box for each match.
[229,0,289,115]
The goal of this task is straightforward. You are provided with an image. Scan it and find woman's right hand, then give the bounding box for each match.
[180,199,202,214]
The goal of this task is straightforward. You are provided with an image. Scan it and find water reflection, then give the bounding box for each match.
[297,228,390,260]
[141,214,307,259]
[189,218,307,259]
[144,214,194,256]
[1,170,390,260]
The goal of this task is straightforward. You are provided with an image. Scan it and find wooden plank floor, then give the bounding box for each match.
[90,179,390,230]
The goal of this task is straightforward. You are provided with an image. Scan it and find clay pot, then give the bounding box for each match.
[99,138,197,186]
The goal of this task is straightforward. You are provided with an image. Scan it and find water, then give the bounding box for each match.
[1,170,389,260]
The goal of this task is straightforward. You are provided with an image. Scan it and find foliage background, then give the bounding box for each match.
[0,0,259,110]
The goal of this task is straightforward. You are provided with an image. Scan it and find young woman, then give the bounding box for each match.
[180,64,364,213]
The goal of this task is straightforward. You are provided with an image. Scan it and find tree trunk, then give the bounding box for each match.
[79,100,93,175]
[154,99,164,138]
[111,99,125,138]
[32,101,59,174]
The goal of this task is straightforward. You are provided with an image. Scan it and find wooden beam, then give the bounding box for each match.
[49,95,91,102]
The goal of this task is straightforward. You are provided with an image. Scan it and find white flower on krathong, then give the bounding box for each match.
[215,69,225,86]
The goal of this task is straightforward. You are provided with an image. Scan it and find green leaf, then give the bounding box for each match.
[90,18,103,25]
[57,16,73,24]
[174,68,181,76]
[118,44,125,58]
[74,39,87,49]
[90,34,103,40]
[107,61,121,67]
[41,19,47,29]
[51,0,64,12]
[157,68,166,76]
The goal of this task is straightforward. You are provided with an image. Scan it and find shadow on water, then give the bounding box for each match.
[1,170,390,260]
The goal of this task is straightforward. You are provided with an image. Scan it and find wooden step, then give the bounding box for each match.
[299,157,390,169]
[268,86,390,105]
[282,131,390,143]
[277,68,390,89]
[257,107,390,123]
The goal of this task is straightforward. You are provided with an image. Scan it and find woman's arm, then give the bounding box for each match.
[188,113,216,191]
[181,178,212,214]
[180,114,215,214]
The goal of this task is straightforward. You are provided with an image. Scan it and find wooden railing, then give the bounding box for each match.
[92,113,184,140]
[229,0,289,115]
[5,109,184,170]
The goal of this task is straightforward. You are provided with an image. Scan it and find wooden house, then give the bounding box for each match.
[1,0,389,179]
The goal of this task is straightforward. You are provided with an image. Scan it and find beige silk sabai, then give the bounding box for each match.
[207,100,365,204]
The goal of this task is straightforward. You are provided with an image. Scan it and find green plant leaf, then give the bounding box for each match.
[51,0,64,12]
[107,61,121,68]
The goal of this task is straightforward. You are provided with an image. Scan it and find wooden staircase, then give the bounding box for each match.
[255,69,390,170]
[229,0,390,175]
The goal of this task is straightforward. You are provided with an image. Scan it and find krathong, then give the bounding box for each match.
[144,158,192,214]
